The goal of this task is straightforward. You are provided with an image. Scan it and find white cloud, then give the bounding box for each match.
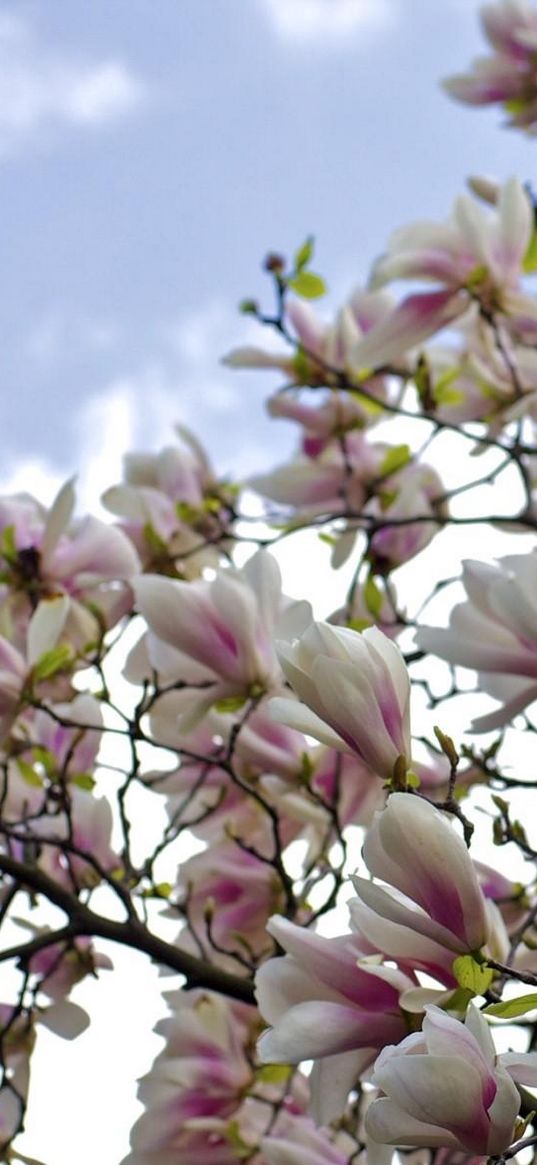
[26,310,119,366]
[262,0,398,45]
[0,13,144,155]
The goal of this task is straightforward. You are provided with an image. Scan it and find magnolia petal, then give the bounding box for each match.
[41,478,76,563]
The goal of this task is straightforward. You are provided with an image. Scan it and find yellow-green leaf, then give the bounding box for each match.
[523,233,537,274]
[72,773,96,791]
[484,993,537,1019]
[33,644,73,682]
[364,574,383,618]
[255,1063,293,1085]
[379,444,411,478]
[16,759,43,787]
[213,695,248,714]
[288,272,326,299]
[452,955,493,995]
[294,235,314,272]
[0,524,17,563]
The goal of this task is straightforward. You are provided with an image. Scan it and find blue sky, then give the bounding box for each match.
[0,0,534,508]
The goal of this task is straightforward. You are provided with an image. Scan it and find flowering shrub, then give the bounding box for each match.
[5,5,537,1164]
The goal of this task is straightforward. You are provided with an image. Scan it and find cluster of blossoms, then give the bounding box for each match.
[6,4,537,1163]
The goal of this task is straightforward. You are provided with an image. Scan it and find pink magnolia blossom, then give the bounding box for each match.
[272,623,411,781]
[23,929,113,1001]
[370,178,532,296]
[224,288,395,409]
[103,426,234,578]
[262,1117,358,1165]
[417,552,537,730]
[249,429,384,517]
[0,1006,35,1150]
[350,794,507,984]
[175,841,285,970]
[443,0,537,132]
[366,1003,537,1154]
[25,692,103,778]
[0,481,140,645]
[124,989,308,1165]
[366,461,445,573]
[132,550,312,724]
[256,914,413,1124]
[31,787,121,889]
[349,179,533,372]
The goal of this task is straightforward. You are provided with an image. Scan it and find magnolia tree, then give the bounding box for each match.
[7,2,537,1162]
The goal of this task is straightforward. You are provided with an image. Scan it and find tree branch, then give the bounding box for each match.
[0,853,255,1005]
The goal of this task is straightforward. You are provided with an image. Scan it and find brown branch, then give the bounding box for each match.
[0,852,255,1005]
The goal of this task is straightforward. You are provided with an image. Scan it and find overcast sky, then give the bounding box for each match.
[0,0,533,510]
[6,1,537,1161]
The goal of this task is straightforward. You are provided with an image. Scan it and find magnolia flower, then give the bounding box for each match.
[262,1117,358,1165]
[350,179,533,372]
[103,426,234,578]
[0,481,140,645]
[366,1003,537,1154]
[23,930,113,1001]
[124,989,308,1165]
[133,550,312,724]
[224,288,395,410]
[176,841,284,970]
[249,431,379,515]
[32,788,121,889]
[417,552,537,730]
[443,0,537,132]
[126,991,254,1159]
[352,793,491,959]
[256,914,412,1123]
[370,177,532,295]
[367,462,445,572]
[271,623,411,781]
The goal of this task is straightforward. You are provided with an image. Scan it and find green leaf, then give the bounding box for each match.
[292,345,312,383]
[225,1119,252,1159]
[484,993,537,1019]
[318,532,337,546]
[294,235,314,272]
[142,881,173,900]
[349,389,384,416]
[0,523,17,564]
[405,770,421,789]
[288,272,326,299]
[16,759,43,787]
[433,385,464,406]
[442,986,476,1013]
[521,233,537,274]
[72,773,96,791]
[452,955,493,995]
[504,96,528,115]
[142,522,168,552]
[364,574,383,618]
[255,1063,292,1085]
[213,695,248,714]
[33,644,73,682]
[378,489,398,511]
[379,444,411,478]
[31,746,56,776]
[238,298,258,315]
[465,263,488,289]
[299,751,314,784]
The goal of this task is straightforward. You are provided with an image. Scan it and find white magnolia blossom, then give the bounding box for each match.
[271,623,411,780]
